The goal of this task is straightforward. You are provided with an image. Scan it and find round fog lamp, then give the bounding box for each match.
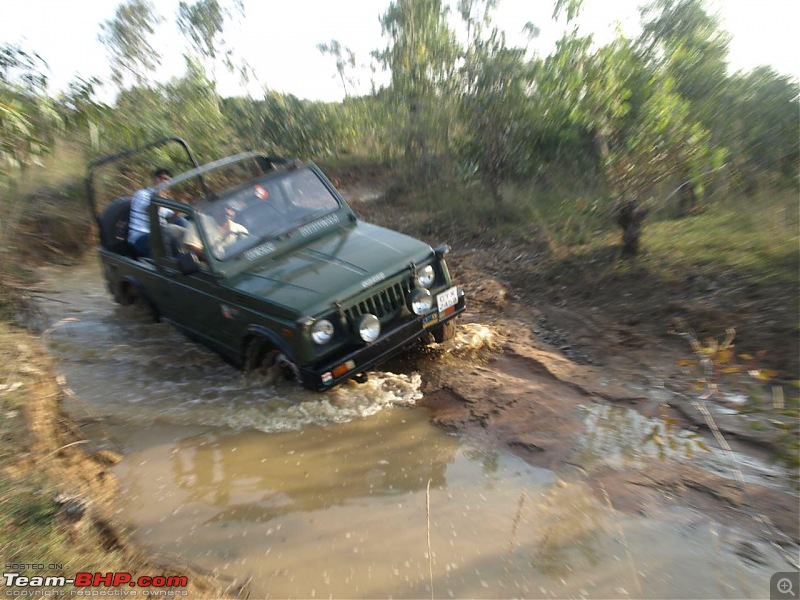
[409,289,433,315]
[358,314,381,343]
[311,319,334,345]
[416,265,435,288]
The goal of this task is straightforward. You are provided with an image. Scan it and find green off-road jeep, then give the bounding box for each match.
[86,137,465,390]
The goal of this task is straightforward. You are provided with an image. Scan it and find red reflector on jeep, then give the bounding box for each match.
[442,306,456,317]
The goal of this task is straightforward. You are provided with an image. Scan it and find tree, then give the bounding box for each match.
[456,0,498,52]
[544,31,721,256]
[638,0,730,128]
[177,0,245,83]
[374,0,460,162]
[717,67,799,190]
[459,31,533,203]
[56,76,106,133]
[0,44,58,181]
[608,73,723,253]
[99,0,163,88]
[0,43,61,265]
[317,40,356,98]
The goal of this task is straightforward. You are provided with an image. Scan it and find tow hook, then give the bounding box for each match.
[353,373,369,384]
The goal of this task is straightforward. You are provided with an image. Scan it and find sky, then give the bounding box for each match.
[1,0,798,102]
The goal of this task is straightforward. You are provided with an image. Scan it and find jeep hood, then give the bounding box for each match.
[229,222,433,317]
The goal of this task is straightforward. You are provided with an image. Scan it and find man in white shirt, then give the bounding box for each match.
[128,168,179,257]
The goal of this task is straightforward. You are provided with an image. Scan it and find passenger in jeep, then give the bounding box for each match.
[184,201,249,262]
[128,168,187,257]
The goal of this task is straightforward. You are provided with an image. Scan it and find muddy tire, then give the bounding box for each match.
[245,338,299,384]
[99,197,135,255]
[431,319,457,343]
[118,281,160,322]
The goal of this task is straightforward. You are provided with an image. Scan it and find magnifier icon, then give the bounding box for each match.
[778,578,796,597]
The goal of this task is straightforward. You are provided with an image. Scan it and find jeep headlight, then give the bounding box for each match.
[358,314,381,343]
[409,288,433,315]
[311,319,334,345]
[416,265,435,288]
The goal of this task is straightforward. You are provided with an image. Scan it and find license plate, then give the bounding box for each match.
[422,312,439,328]
[436,286,459,313]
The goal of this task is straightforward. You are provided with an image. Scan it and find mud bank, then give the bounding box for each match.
[0,325,241,598]
[416,259,799,557]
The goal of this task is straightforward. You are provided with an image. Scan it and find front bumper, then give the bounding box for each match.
[298,289,466,391]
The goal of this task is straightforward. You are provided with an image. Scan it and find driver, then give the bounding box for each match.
[184,201,249,261]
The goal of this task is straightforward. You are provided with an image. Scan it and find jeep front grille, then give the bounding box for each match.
[344,280,411,322]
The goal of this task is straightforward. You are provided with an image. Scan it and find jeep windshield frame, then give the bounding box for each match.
[191,165,344,263]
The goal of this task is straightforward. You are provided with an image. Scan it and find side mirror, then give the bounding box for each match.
[176,251,200,275]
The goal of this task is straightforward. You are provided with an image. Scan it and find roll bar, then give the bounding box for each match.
[84,136,204,233]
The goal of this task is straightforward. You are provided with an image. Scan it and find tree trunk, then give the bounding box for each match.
[616,199,648,258]
[405,98,424,162]
[488,176,503,205]
[484,144,503,204]
[677,178,697,216]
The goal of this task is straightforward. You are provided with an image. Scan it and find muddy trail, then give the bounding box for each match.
[31,254,798,599]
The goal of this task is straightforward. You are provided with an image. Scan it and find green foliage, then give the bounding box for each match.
[553,0,584,22]
[178,0,225,62]
[0,477,66,566]
[0,44,60,181]
[537,26,724,254]
[55,77,107,135]
[458,32,534,202]
[638,0,730,115]
[98,0,163,88]
[90,61,231,166]
[645,188,799,284]
[0,43,62,309]
[1,0,796,274]
[375,0,461,162]
[177,0,245,81]
[718,67,800,187]
[457,0,499,42]
[317,39,357,98]
[229,91,341,158]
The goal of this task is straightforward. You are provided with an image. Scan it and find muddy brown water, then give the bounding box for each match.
[35,260,791,599]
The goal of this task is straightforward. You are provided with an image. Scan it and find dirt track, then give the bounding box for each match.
[24,247,798,595]
[408,253,799,555]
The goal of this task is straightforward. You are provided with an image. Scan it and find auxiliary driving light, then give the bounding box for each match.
[416,265,435,288]
[409,288,434,315]
[358,314,381,343]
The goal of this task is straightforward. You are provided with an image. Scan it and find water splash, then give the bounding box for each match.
[217,372,423,433]
[440,323,500,357]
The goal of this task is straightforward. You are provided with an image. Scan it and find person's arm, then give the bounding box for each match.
[230,221,249,236]
[183,222,208,263]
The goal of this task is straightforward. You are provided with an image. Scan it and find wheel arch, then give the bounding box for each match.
[118,275,160,322]
[241,325,299,370]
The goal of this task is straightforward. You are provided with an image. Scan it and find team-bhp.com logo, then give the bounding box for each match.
[4,572,188,595]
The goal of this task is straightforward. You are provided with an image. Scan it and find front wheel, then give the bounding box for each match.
[244,338,299,384]
[117,280,160,322]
